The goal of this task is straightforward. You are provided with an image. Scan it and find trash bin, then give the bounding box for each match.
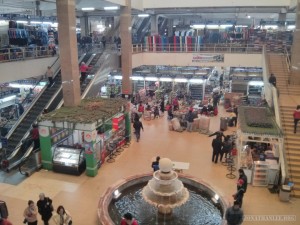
[279,185,291,202]
[34,150,42,169]
[220,117,228,131]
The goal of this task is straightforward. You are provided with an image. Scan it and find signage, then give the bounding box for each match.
[192,54,224,63]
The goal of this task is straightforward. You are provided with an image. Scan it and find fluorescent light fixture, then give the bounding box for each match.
[174,78,188,83]
[145,77,158,81]
[114,75,122,80]
[190,79,204,84]
[173,25,176,28]
[17,20,28,24]
[247,15,251,19]
[1,95,16,102]
[138,14,149,18]
[97,24,104,28]
[160,77,173,82]
[52,22,58,27]
[131,76,144,81]
[191,24,205,29]
[31,21,42,24]
[264,25,278,29]
[82,7,95,11]
[287,25,295,30]
[206,25,219,29]
[249,81,264,86]
[195,72,208,75]
[220,24,232,29]
[104,6,118,10]
[236,25,248,28]
[42,22,52,25]
[9,83,34,88]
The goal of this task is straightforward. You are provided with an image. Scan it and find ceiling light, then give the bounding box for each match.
[145,77,158,81]
[17,20,28,24]
[31,21,42,24]
[191,24,205,29]
[248,81,264,86]
[131,76,144,81]
[174,78,188,83]
[42,22,52,25]
[138,14,149,18]
[190,79,204,84]
[160,78,173,82]
[220,24,232,29]
[287,25,295,30]
[173,25,176,28]
[82,7,95,11]
[264,25,278,29]
[206,25,219,29]
[236,25,248,28]
[247,15,251,19]
[114,75,122,80]
[104,6,118,10]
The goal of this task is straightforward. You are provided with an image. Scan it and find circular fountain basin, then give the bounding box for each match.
[98,173,228,225]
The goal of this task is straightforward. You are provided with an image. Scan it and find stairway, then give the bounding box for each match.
[268,53,300,197]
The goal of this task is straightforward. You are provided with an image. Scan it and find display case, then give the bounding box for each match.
[52,146,86,175]
[239,145,253,183]
[112,113,126,147]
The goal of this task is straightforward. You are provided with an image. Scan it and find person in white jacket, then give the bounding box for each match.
[52,205,72,225]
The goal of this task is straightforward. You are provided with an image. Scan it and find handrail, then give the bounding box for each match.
[5,57,60,140]
[0,46,55,63]
[284,46,291,84]
[132,43,264,54]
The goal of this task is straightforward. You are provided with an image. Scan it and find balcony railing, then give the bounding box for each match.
[0,46,55,63]
[132,43,264,54]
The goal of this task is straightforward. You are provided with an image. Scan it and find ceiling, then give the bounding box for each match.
[0,0,297,23]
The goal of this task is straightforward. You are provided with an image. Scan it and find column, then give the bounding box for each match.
[36,0,42,16]
[151,15,158,35]
[278,12,287,30]
[56,0,81,106]
[80,14,89,37]
[120,0,132,98]
[167,18,174,37]
[291,0,300,84]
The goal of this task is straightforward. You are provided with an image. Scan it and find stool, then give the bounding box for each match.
[226,160,236,179]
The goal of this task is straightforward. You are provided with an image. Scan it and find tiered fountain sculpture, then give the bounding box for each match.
[142,158,189,214]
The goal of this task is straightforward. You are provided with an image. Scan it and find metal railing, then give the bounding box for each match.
[263,45,288,184]
[284,46,292,84]
[132,43,264,54]
[0,46,55,63]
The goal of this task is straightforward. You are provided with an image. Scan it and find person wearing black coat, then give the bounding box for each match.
[212,136,222,163]
[238,168,248,193]
[37,193,53,225]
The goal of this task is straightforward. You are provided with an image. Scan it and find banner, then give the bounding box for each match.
[192,54,224,63]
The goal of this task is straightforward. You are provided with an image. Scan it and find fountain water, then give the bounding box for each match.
[142,158,189,214]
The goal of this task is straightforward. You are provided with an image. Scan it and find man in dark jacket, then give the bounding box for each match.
[133,118,144,142]
[185,110,194,132]
[212,136,222,163]
[225,201,244,225]
[238,168,248,193]
[37,193,53,225]
[269,73,277,87]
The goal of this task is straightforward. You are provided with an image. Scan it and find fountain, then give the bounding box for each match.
[98,158,228,225]
[142,158,189,215]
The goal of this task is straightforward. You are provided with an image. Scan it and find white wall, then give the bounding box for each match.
[132,53,262,68]
[106,0,125,6]
[143,0,290,8]
[0,57,58,83]
[131,0,144,10]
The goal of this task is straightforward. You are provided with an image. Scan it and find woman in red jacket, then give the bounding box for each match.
[293,105,300,134]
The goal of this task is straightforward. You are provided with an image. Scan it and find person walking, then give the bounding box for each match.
[120,212,139,225]
[185,109,194,132]
[23,200,38,225]
[238,169,248,193]
[212,135,222,163]
[225,201,244,225]
[220,136,232,162]
[37,193,53,225]
[46,66,54,87]
[79,62,89,83]
[293,105,300,134]
[268,73,277,87]
[232,179,246,207]
[133,118,144,142]
[52,205,72,225]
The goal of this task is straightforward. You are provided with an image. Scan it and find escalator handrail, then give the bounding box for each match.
[6,134,30,160]
[4,57,61,140]
[6,143,34,172]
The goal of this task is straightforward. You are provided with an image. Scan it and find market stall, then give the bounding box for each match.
[38,98,130,176]
[236,106,283,186]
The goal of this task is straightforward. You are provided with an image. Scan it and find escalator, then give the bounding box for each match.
[3,53,96,173]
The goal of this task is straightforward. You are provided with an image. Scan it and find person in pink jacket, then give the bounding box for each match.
[293,105,300,133]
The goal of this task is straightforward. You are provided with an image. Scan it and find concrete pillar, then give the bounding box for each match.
[36,0,42,16]
[80,14,89,37]
[291,0,300,84]
[56,0,81,106]
[151,15,158,35]
[120,0,132,98]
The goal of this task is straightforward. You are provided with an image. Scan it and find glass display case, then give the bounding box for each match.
[52,146,86,175]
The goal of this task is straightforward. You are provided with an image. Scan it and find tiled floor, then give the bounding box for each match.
[1,106,300,225]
